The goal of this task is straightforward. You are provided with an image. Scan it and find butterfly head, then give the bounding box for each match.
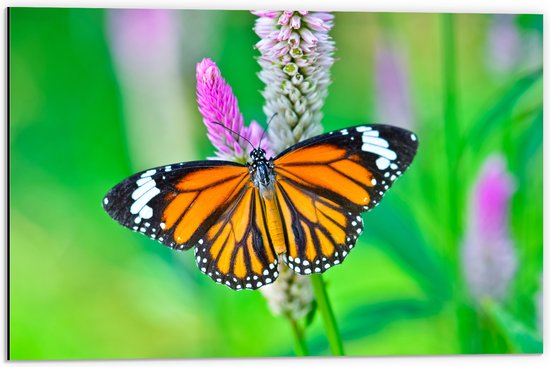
[248,148,275,191]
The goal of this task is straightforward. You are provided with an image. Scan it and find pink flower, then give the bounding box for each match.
[196,58,271,162]
[253,11,335,153]
[461,155,518,303]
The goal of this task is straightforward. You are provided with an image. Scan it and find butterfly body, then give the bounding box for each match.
[103,124,418,290]
[248,148,276,194]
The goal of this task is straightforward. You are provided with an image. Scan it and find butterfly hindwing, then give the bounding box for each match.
[274,178,363,274]
[273,124,418,272]
[195,182,279,290]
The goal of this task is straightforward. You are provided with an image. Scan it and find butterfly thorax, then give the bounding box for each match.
[248,148,276,196]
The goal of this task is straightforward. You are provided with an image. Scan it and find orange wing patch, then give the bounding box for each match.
[276,144,375,208]
[276,144,347,165]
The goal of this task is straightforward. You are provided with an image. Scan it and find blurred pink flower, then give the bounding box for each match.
[196,58,271,162]
[486,15,521,74]
[108,10,195,167]
[374,39,414,129]
[486,14,542,75]
[109,9,180,74]
[461,155,518,303]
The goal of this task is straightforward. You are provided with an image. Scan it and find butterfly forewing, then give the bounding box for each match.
[103,161,250,248]
[273,124,418,272]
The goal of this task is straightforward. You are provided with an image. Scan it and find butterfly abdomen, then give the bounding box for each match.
[261,194,286,255]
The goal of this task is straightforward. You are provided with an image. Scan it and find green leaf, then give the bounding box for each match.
[460,68,542,155]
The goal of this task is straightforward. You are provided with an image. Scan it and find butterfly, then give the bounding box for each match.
[103,124,418,290]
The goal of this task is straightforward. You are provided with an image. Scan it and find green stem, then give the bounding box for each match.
[441,13,460,252]
[310,274,345,356]
[287,316,309,356]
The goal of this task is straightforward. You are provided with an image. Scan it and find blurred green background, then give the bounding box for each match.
[9,8,542,359]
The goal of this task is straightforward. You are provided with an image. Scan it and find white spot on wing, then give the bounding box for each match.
[362,143,397,161]
[356,126,372,133]
[362,130,380,137]
[362,135,389,148]
[376,157,391,170]
[130,187,160,214]
[141,169,156,178]
[131,179,156,200]
[136,177,152,186]
[360,129,397,163]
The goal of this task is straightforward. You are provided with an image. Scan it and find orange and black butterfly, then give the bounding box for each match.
[103,124,418,290]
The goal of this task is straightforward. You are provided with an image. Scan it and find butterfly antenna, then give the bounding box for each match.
[259,112,278,148]
[210,121,255,150]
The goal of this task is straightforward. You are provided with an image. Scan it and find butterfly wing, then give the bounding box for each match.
[103,161,249,249]
[103,161,279,290]
[273,124,418,274]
